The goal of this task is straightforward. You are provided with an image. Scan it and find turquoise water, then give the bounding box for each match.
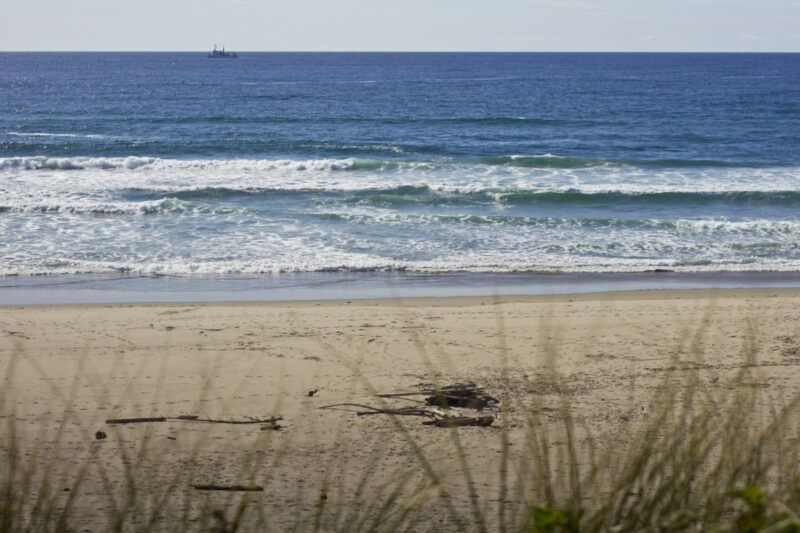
[1,53,799,276]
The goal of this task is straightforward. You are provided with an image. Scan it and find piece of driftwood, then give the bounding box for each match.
[198,416,283,425]
[422,416,495,428]
[193,484,264,492]
[105,416,282,426]
[319,403,495,428]
[375,392,429,399]
[357,407,439,418]
[106,417,167,425]
[318,403,440,418]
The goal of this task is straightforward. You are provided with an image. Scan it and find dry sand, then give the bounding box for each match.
[2,288,800,530]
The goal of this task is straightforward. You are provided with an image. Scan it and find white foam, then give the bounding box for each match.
[2,155,800,278]
[671,218,800,234]
[5,132,106,139]
[0,156,357,172]
[0,198,181,215]
[1,156,799,197]
[5,256,800,278]
[0,156,157,171]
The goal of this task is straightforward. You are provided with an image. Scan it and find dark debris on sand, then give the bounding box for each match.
[320,382,499,428]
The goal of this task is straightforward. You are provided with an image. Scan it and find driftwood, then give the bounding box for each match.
[376,382,500,410]
[197,416,282,426]
[318,403,441,418]
[423,383,499,410]
[193,484,264,492]
[319,383,499,428]
[422,416,495,428]
[106,417,167,425]
[106,416,282,426]
[358,408,437,417]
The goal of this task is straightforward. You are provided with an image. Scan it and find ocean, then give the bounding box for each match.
[1,52,799,285]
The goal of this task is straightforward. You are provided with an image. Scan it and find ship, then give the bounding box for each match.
[207,44,238,59]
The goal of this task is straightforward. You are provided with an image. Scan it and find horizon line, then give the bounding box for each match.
[2,50,800,54]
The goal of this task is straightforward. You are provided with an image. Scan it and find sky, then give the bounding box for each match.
[2,0,799,52]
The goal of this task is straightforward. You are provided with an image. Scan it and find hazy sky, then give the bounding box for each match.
[3,0,799,52]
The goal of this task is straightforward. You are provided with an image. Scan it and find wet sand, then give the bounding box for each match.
[5,270,800,305]
[2,288,800,529]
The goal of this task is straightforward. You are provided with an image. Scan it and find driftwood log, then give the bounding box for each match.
[105,417,167,425]
[196,416,282,426]
[422,416,495,428]
[106,416,282,427]
[318,403,441,418]
[193,485,264,492]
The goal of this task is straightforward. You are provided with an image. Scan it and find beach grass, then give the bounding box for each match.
[3,298,800,532]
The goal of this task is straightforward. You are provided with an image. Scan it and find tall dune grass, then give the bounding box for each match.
[3,304,800,532]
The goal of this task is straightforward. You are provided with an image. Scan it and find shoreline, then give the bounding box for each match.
[3,270,800,306]
[4,285,800,310]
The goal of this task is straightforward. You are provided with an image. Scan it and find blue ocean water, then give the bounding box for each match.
[1,52,799,276]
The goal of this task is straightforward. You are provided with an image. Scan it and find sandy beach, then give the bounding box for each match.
[3,288,800,530]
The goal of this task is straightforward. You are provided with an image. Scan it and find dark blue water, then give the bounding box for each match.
[1,53,799,276]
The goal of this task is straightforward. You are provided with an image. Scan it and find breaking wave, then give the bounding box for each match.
[119,185,800,207]
[0,198,189,215]
[0,156,360,172]
[0,154,775,173]
[6,257,800,278]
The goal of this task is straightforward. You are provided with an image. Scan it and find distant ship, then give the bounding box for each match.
[207,44,238,59]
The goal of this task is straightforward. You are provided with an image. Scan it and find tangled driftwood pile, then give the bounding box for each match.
[320,382,498,428]
[419,382,499,410]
